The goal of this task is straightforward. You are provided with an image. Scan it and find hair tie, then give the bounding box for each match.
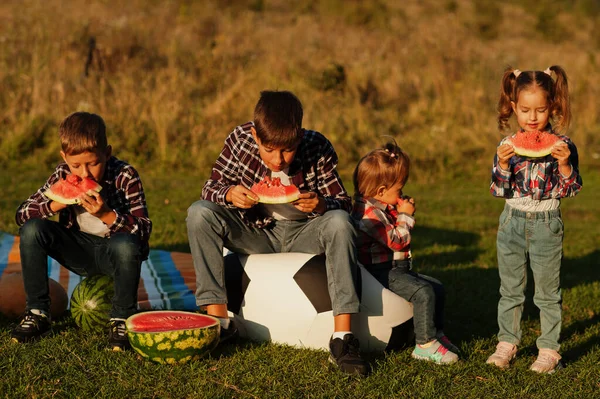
[513,69,521,78]
[543,67,552,76]
[385,148,397,158]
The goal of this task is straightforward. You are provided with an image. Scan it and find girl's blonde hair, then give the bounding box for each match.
[353,141,410,197]
[497,65,571,132]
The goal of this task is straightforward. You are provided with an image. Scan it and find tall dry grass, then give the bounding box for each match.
[0,0,598,182]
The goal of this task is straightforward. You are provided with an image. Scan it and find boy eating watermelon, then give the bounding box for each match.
[187,90,370,376]
[12,112,152,351]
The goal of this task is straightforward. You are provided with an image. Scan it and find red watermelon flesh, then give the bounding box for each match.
[250,176,301,204]
[45,175,102,205]
[508,130,560,158]
[127,311,217,332]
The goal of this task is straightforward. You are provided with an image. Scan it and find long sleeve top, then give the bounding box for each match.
[202,121,351,228]
[351,196,415,266]
[16,156,152,258]
[490,130,582,200]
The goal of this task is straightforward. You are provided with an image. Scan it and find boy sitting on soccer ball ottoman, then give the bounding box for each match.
[186,90,369,376]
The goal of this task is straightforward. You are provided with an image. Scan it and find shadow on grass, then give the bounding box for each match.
[404,228,600,357]
[411,225,482,267]
[561,249,600,290]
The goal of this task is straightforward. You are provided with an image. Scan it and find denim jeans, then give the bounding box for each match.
[496,204,563,351]
[368,260,445,344]
[186,200,360,316]
[19,218,143,319]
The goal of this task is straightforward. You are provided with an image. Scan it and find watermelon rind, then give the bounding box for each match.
[508,131,560,158]
[70,275,114,332]
[126,311,220,364]
[255,192,300,204]
[45,189,81,205]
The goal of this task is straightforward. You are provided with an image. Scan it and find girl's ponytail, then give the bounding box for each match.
[497,67,518,131]
[549,65,571,132]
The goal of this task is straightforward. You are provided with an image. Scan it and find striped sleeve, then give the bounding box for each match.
[312,135,352,212]
[358,205,414,255]
[108,165,152,242]
[202,127,244,206]
[15,166,68,226]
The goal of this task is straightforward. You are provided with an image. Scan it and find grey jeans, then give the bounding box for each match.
[368,260,445,344]
[186,200,360,316]
[496,204,563,351]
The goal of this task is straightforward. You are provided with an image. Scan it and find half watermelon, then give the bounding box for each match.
[508,130,560,158]
[45,174,102,205]
[126,311,220,364]
[250,176,301,204]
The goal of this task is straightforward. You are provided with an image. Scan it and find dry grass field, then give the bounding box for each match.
[1,0,598,181]
[1,2,599,397]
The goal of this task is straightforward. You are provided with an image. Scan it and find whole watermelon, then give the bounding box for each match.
[70,274,114,332]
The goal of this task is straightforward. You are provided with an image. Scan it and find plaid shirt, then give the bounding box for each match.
[16,156,152,258]
[490,129,582,199]
[202,121,351,227]
[351,196,414,266]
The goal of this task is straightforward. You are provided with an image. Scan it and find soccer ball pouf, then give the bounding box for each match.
[223,252,415,351]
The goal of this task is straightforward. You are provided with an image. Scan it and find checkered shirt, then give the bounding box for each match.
[351,196,414,266]
[16,156,152,258]
[202,121,352,228]
[490,129,583,199]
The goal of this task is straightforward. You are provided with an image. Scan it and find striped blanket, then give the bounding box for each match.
[0,231,198,311]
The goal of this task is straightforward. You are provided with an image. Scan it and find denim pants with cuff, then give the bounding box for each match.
[496,204,563,351]
[186,200,360,316]
[368,260,445,345]
[19,218,143,319]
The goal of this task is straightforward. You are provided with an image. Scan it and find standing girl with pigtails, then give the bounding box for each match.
[487,66,583,374]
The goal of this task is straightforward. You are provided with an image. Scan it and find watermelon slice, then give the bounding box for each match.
[45,174,102,204]
[250,176,301,204]
[126,311,220,364]
[508,130,560,158]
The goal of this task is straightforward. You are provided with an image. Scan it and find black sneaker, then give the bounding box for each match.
[329,334,371,376]
[11,309,52,343]
[219,319,239,345]
[108,318,130,351]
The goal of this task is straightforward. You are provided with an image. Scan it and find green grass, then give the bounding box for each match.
[1,166,598,398]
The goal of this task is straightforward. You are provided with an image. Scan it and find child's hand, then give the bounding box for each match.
[497,143,515,170]
[49,201,69,213]
[293,192,325,214]
[227,185,258,209]
[551,141,571,166]
[79,191,112,219]
[396,196,415,216]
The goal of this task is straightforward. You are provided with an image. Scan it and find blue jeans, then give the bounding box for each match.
[186,200,360,316]
[367,260,445,345]
[496,204,563,351]
[19,218,143,319]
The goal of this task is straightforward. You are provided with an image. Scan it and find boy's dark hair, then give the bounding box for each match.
[497,65,571,132]
[353,141,410,197]
[253,90,303,148]
[59,112,107,155]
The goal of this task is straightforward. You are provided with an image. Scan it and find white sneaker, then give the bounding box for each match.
[530,349,562,374]
[486,341,517,369]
